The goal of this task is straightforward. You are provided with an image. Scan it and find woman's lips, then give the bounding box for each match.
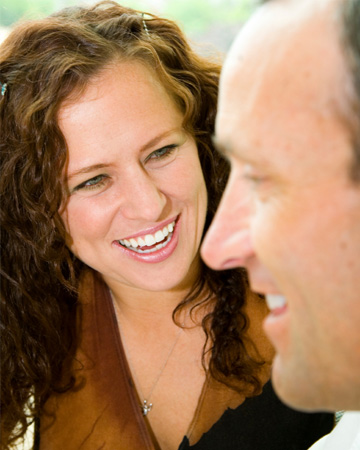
[118,220,175,253]
[113,216,180,263]
[119,216,177,241]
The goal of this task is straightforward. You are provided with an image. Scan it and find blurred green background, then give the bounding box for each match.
[0,0,255,51]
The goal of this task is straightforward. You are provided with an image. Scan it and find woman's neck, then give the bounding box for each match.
[104,276,212,336]
[102,258,205,331]
[106,281,187,330]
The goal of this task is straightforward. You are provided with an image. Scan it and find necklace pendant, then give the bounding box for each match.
[142,399,153,416]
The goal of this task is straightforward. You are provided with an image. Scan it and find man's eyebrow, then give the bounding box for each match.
[212,135,233,159]
[66,128,182,182]
[212,135,264,168]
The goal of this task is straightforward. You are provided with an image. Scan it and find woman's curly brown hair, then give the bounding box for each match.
[0,2,263,447]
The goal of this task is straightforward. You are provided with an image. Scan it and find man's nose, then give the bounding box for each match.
[201,170,256,270]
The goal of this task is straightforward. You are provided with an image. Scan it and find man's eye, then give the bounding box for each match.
[242,164,265,185]
[73,174,108,192]
[145,144,178,162]
[243,173,264,184]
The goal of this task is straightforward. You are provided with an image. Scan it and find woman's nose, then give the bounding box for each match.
[118,168,167,221]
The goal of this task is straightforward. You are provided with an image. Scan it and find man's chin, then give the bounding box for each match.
[271,356,335,413]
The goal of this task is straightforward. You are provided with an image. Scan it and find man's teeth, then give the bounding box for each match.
[265,294,287,311]
[119,221,175,253]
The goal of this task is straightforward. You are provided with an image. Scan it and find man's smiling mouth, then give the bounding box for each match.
[265,294,287,314]
[117,220,175,254]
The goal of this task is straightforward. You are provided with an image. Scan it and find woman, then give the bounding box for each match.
[0,2,333,449]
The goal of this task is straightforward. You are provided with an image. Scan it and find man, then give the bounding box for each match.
[201,0,360,448]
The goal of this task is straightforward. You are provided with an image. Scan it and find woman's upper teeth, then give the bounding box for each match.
[120,221,175,249]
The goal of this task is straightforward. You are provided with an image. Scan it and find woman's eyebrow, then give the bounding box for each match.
[66,163,111,182]
[138,128,183,153]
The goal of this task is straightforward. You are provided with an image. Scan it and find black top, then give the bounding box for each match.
[179,380,333,450]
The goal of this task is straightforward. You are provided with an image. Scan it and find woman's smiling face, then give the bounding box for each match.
[59,61,207,294]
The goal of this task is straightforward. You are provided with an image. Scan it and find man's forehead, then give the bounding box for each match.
[217,0,350,125]
[222,0,340,70]
[214,0,354,173]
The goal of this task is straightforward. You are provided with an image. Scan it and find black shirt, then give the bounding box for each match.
[179,380,333,450]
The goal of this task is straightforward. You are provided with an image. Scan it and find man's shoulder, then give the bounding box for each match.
[308,411,360,450]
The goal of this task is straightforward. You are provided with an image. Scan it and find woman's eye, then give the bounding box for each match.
[146,144,178,162]
[73,174,108,192]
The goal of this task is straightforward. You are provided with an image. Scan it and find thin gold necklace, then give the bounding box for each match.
[111,292,183,416]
